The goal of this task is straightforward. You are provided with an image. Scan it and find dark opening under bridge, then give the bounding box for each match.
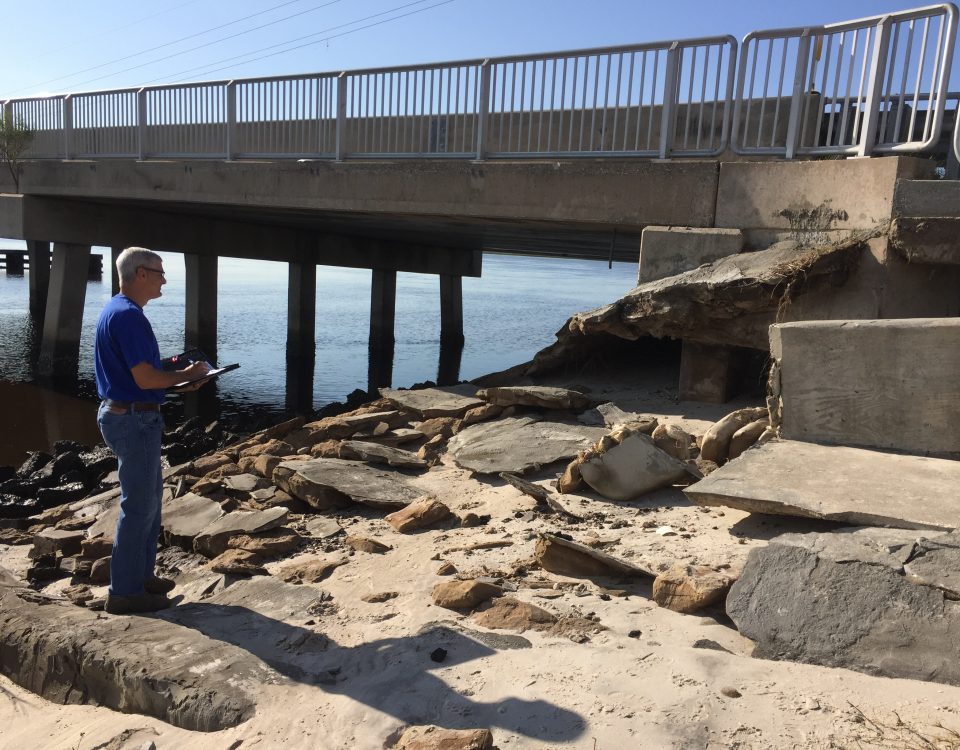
[1,3,958,398]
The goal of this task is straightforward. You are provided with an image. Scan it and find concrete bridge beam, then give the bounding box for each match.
[368,269,397,391]
[439,274,464,347]
[39,243,90,375]
[184,254,218,360]
[26,240,50,319]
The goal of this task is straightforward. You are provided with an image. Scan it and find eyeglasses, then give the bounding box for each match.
[140,266,166,279]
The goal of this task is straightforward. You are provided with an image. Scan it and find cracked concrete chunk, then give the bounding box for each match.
[274,458,430,510]
[447,417,606,474]
[579,432,691,500]
[380,384,484,418]
[685,439,960,530]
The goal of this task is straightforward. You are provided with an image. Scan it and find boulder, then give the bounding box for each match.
[652,564,734,614]
[728,530,960,686]
[32,528,85,558]
[478,386,592,411]
[471,597,558,632]
[432,580,502,610]
[385,499,452,533]
[447,417,606,475]
[413,417,460,440]
[535,534,654,578]
[460,403,504,427]
[336,441,427,469]
[578,432,692,500]
[310,440,342,458]
[191,453,235,475]
[80,536,114,559]
[252,454,283,478]
[239,439,295,460]
[394,726,493,750]
[380,385,483,418]
[193,507,288,557]
[273,458,430,511]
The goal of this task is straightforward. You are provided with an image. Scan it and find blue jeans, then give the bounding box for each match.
[97,402,164,596]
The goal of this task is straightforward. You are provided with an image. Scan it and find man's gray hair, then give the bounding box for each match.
[116,247,162,284]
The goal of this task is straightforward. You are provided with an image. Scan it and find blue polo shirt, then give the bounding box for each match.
[94,294,164,403]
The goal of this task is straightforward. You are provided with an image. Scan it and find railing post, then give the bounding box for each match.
[658,42,681,159]
[63,95,74,160]
[137,88,148,160]
[2,100,11,126]
[226,80,236,161]
[475,60,491,161]
[857,15,893,158]
[784,31,813,160]
[335,72,348,161]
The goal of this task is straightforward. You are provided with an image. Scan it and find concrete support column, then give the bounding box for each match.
[26,240,51,318]
[184,253,218,360]
[679,341,737,404]
[38,243,91,376]
[368,269,396,391]
[110,246,122,297]
[439,274,464,346]
[286,261,316,360]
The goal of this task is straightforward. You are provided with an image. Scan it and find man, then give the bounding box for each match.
[95,247,210,615]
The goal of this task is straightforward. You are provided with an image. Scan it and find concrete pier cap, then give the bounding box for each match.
[769,318,960,457]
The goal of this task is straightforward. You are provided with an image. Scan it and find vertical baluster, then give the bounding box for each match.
[695,46,710,150]
[568,56,579,151]
[622,51,635,152]
[825,32,848,147]
[610,53,623,152]
[588,53,600,151]
[878,23,902,145]
[579,55,591,151]
[921,14,946,143]
[683,46,697,149]
[893,19,920,143]
[645,51,658,151]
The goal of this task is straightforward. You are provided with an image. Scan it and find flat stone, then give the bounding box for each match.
[447,417,607,475]
[471,597,557,632]
[194,507,288,557]
[652,564,734,614]
[380,384,483,418]
[208,549,267,576]
[432,579,502,610]
[727,539,960,686]
[685,439,960,530]
[222,473,269,493]
[227,527,303,557]
[385,499,452,533]
[303,516,343,539]
[361,591,398,603]
[535,533,654,578]
[395,725,494,750]
[273,458,430,510]
[0,570,260,731]
[478,386,592,411]
[579,432,692,501]
[336,440,427,469]
[32,528,85,558]
[345,535,391,554]
[278,556,346,584]
[252,454,283,479]
[181,576,329,621]
[161,492,224,549]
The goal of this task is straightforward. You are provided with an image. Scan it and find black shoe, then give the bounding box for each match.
[105,593,171,615]
[144,575,176,595]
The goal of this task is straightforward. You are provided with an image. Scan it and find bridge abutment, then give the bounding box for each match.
[38,243,90,377]
[26,240,51,319]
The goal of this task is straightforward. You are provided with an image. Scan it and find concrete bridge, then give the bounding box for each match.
[1,4,958,399]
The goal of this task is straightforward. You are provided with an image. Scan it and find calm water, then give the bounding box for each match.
[0,247,636,465]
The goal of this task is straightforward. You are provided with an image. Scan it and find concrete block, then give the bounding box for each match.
[638,226,743,283]
[893,179,960,219]
[770,318,960,456]
[679,342,737,404]
[890,217,960,265]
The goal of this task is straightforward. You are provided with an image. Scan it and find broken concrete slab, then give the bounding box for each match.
[534,533,654,578]
[685,439,960,530]
[578,432,692,501]
[0,570,261,731]
[193,507,289,557]
[446,417,607,475]
[476,386,592,411]
[161,492,223,549]
[639,226,744,284]
[273,458,430,510]
[379,384,484,418]
[727,537,960,686]
[336,440,427,469]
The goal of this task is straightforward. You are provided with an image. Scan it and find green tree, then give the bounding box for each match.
[0,115,34,193]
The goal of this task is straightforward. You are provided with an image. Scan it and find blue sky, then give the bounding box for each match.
[1,0,956,99]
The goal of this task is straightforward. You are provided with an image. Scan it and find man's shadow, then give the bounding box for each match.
[157,601,586,742]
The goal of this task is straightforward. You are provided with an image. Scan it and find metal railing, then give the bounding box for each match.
[0,5,957,164]
[732,3,958,157]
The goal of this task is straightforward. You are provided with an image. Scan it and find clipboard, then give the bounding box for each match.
[161,348,240,390]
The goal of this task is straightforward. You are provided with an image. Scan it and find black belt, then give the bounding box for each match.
[103,399,162,413]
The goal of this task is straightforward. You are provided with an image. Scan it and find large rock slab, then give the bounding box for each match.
[447,417,607,475]
[0,571,262,731]
[380,384,483,418]
[535,533,654,578]
[477,386,591,411]
[579,432,691,500]
[162,492,224,548]
[685,439,960,530]
[274,458,430,510]
[194,507,288,557]
[336,440,427,469]
[728,533,960,686]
